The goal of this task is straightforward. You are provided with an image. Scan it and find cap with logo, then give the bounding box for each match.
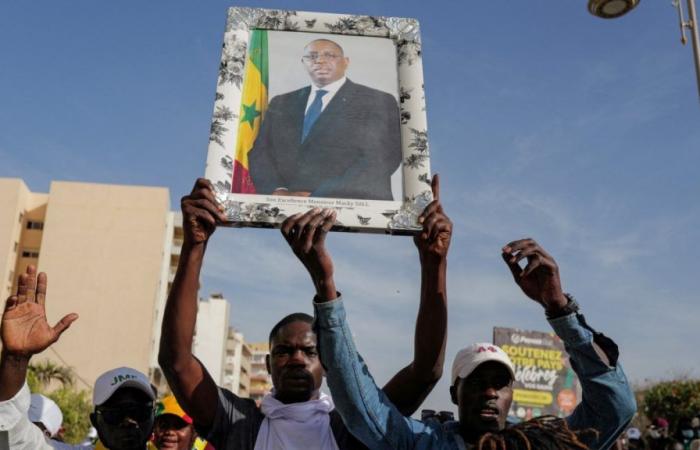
[28,394,63,437]
[156,394,193,424]
[93,367,155,406]
[451,342,515,386]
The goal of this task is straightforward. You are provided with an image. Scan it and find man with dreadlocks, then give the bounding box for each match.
[281,201,636,450]
[476,416,597,450]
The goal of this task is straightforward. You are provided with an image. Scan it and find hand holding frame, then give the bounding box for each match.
[181,178,227,246]
[158,178,226,429]
[281,208,337,301]
[414,174,452,263]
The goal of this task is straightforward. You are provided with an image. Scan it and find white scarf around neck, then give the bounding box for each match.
[254,390,339,450]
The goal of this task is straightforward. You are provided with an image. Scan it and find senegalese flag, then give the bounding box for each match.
[232,29,268,193]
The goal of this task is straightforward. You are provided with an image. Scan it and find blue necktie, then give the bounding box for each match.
[302,89,328,142]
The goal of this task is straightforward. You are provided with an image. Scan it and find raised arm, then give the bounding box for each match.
[502,238,636,450]
[280,208,337,301]
[281,175,451,417]
[1,266,77,400]
[281,212,432,449]
[383,174,451,415]
[0,266,77,450]
[158,178,227,428]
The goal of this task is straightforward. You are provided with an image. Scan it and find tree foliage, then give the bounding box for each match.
[28,360,74,390]
[643,379,700,429]
[28,362,92,444]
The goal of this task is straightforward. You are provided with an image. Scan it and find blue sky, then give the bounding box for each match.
[1,1,698,413]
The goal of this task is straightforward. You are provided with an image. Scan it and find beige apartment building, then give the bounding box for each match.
[0,178,180,390]
[224,328,252,397]
[192,293,252,396]
[248,341,273,403]
[0,177,257,397]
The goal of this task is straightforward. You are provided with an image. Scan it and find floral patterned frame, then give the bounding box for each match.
[204,7,431,235]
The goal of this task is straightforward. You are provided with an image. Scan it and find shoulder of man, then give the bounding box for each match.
[343,79,395,100]
[218,387,262,417]
[194,387,264,449]
[271,86,311,104]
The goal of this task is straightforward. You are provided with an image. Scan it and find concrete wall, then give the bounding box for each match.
[37,181,170,387]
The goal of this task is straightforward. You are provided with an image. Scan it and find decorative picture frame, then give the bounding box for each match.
[205,7,431,234]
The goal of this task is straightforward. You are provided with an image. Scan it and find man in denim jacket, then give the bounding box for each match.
[283,203,636,450]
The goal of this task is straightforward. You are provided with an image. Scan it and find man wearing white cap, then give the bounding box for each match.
[0,265,156,450]
[287,223,637,449]
[29,394,64,439]
[447,342,516,440]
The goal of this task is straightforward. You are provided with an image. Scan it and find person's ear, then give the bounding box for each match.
[449,385,458,405]
[265,354,271,375]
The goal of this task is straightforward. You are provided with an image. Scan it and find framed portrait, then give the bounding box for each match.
[205,7,431,234]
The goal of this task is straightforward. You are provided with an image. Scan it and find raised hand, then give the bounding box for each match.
[501,238,567,313]
[281,208,337,300]
[181,178,227,245]
[1,265,78,358]
[415,174,452,262]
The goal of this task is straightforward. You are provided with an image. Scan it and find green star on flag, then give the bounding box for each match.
[241,100,261,130]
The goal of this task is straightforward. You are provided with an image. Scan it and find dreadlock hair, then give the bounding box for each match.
[477,416,598,450]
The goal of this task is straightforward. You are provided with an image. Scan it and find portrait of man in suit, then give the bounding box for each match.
[249,38,402,201]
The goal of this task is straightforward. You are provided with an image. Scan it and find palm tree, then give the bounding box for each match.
[29,361,75,391]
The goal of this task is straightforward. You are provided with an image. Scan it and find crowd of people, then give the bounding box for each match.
[614,417,700,450]
[3,175,687,450]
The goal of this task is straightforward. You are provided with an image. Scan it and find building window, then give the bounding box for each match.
[8,271,14,282]
[19,212,24,223]
[13,242,18,252]
[21,249,40,259]
[26,221,44,230]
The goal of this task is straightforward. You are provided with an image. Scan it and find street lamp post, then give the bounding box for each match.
[684,0,700,99]
[588,0,700,102]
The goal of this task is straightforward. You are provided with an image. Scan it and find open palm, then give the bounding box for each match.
[1,267,77,357]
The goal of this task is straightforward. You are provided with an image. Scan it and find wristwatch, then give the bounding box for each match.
[545,293,580,319]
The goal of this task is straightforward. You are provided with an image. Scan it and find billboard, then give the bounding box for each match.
[493,327,580,421]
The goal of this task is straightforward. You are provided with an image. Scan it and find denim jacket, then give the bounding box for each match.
[314,297,636,450]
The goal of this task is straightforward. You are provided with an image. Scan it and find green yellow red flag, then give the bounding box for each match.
[232,29,268,193]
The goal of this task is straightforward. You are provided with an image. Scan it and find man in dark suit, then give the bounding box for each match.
[249,38,402,200]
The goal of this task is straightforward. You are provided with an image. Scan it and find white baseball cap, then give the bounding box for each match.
[29,394,63,437]
[626,427,642,440]
[451,343,515,386]
[92,367,155,406]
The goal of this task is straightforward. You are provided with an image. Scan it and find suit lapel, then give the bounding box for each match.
[292,86,311,145]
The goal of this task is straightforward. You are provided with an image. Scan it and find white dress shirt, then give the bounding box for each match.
[304,76,347,114]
